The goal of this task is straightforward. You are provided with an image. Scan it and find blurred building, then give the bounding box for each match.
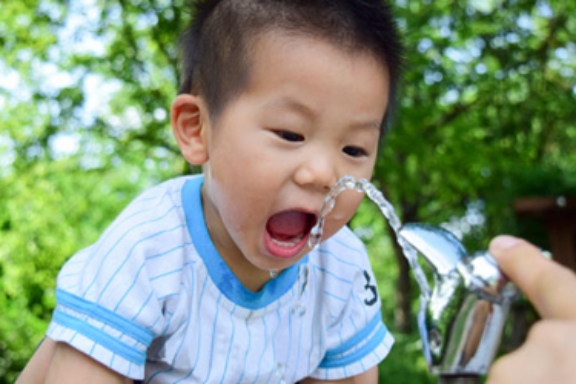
[515,196,576,271]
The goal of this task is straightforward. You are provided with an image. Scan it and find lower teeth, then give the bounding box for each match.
[272,233,303,247]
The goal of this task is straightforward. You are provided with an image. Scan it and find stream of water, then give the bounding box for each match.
[308,175,432,299]
[273,175,432,381]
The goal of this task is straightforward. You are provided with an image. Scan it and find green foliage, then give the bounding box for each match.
[380,0,576,227]
[1,0,575,382]
[0,160,159,381]
[378,333,434,384]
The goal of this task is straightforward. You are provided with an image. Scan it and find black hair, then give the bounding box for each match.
[178,0,403,133]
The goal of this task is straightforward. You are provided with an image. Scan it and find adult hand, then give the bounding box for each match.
[486,235,576,384]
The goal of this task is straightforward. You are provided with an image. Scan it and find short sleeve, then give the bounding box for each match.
[46,181,191,380]
[310,229,395,380]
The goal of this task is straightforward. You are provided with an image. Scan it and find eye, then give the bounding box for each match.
[275,130,305,142]
[343,146,368,158]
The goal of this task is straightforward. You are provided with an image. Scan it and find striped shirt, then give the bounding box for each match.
[47,175,394,383]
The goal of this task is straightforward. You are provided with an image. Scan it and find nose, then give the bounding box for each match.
[293,151,338,192]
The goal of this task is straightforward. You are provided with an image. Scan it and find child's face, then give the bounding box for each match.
[182,33,389,289]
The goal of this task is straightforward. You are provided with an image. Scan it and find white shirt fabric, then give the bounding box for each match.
[46,175,394,383]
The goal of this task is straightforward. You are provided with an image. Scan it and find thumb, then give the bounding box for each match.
[489,235,576,320]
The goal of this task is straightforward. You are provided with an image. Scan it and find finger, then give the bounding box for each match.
[487,320,576,384]
[487,340,551,384]
[489,235,576,320]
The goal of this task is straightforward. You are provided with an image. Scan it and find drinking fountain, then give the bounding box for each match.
[399,223,519,383]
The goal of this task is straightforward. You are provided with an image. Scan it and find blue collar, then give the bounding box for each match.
[182,175,308,310]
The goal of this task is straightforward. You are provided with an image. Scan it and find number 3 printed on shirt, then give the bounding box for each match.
[363,270,378,306]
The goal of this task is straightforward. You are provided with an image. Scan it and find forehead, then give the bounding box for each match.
[247,30,389,81]
[238,31,390,126]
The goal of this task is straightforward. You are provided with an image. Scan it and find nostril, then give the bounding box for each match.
[320,175,338,192]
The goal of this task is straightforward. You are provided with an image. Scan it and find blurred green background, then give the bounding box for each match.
[1,0,575,382]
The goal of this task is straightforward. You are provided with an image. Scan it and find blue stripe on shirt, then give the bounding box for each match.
[323,290,347,302]
[332,237,364,255]
[319,323,387,369]
[56,289,154,346]
[203,293,222,383]
[97,224,185,302]
[219,305,237,384]
[292,311,304,384]
[313,265,354,284]
[83,205,182,297]
[53,308,146,365]
[80,189,175,272]
[316,248,361,270]
[265,305,282,384]
[114,262,147,311]
[253,316,268,383]
[324,310,382,358]
[238,312,252,383]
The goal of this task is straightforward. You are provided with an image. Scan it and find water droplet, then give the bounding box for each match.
[291,263,309,317]
[344,179,356,189]
[291,304,306,317]
[355,179,366,192]
[308,221,324,249]
[269,269,279,279]
[326,198,336,213]
[298,264,309,294]
[275,362,288,383]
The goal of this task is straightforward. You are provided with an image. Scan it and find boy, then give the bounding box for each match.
[18,0,402,382]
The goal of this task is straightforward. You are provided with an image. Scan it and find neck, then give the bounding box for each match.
[201,186,278,292]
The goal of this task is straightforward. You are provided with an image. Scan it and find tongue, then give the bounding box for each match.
[267,211,309,239]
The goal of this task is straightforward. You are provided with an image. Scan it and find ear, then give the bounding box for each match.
[171,94,210,165]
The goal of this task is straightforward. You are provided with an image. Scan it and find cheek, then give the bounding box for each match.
[211,175,270,234]
[324,192,364,237]
[340,190,364,215]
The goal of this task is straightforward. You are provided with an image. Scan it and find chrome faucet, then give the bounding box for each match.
[399,223,518,383]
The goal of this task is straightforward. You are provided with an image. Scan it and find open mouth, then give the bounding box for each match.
[264,210,317,259]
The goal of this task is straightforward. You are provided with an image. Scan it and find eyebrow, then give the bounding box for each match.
[265,97,317,120]
[350,119,381,132]
[265,97,382,132]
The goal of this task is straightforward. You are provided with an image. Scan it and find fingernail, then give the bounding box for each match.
[491,235,520,251]
[541,250,553,260]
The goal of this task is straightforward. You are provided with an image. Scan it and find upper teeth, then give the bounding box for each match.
[272,233,303,247]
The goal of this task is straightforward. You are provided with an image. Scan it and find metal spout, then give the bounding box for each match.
[399,223,467,276]
[398,223,518,378]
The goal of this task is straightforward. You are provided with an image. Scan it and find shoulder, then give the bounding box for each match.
[57,176,202,300]
[124,175,196,217]
[102,175,200,248]
[47,176,206,380]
